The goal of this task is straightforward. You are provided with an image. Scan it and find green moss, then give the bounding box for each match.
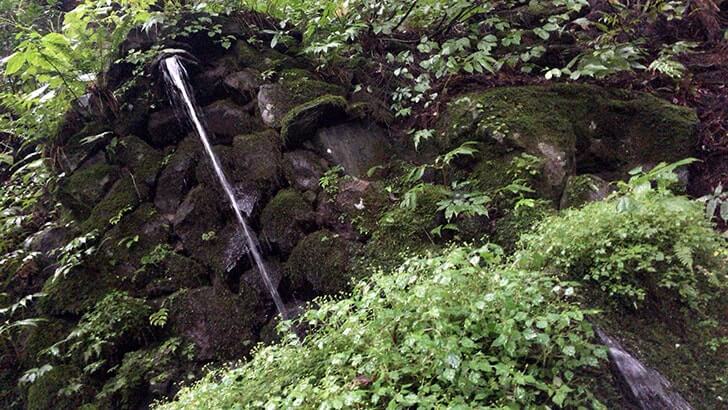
[80,176,144,233]
[234,40,292,71]
[278,69,344,103]
[39,268,119,316]
[26,365,80,410]
[261,189,312,249]
[342,181,391,237]
[166,287,260,361]
[364,184,447,269]
[109,135,163,186]
[286,230,359,294]
[596,292,728,408]
[58,159,118,219]
[231,130,282,188]
[492,200,554,253]
[280,95,348,146]
[441,84,697,173]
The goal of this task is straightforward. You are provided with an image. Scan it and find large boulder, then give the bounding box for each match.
[173,185,250,275]
[202,99,261,143]
[283,150,328,193]
[442,84,698,199]
[257,69,346,128]
[147,109,189,147]
[312,121,389,177]
[154,137,201,218]
[223,68,261,105]
[285,230,359,295]
[260,189,315,254]
[195,131,283,218]
[58,151,118,219]
[280,95,348,146]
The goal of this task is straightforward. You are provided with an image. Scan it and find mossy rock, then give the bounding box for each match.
[441,84,698,194]
[39,267,120,316]
[595,292,728,409]
[261,189,313,254]
[285,229,360,294]
[333,179,391,238]
[258,70,346,128]
[559,174,611,209]
[234,40,293,71]
[80,176,147,233]
[26,365,81,410]
[98,203,170,278]
[280,95,348,146]
[366,184,447,267]
[109,135,163,186]
[166,287,262,361]
[55,122,112,174]
[141,252,211,297]
[492,200,555,253]
[58,152,119,219]
[231,130,284,191]
[277,69,344,103]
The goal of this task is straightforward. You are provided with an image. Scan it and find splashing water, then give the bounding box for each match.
[161,56,288,320]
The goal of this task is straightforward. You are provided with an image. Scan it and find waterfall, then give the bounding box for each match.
[161,56,289,320]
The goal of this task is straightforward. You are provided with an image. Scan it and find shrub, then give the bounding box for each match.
[159,245,606,409]
[518,190,727,309]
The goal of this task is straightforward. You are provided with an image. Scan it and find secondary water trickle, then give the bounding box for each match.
[161,55,289,320]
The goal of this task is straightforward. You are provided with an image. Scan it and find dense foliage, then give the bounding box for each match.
[158,245,606,409]
[519,166,727,309]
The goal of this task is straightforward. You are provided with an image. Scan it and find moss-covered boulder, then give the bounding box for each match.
[280,95,348,146]
[261,189,314,254]
[81,136,163,233]
[231,130,283,193]
[283,149,328,193]
[172,185,249,275]
[18,319,71,367]
[98,203,170,279]
[39,267,121,316]
[58,152,118,219]
[442,84,698,198]
[370,184,447,257]
[167,287,262,361]
[312,121,389,177]
[258,69,346,128]
[110,135,163,187]
[285,230,360,294]
[154,137,201,217]
[195,131,283,218]
[147,108,190,148]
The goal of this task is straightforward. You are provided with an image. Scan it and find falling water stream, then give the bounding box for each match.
[161,56,289,320]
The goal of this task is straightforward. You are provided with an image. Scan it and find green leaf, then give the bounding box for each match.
[4,52,26,75]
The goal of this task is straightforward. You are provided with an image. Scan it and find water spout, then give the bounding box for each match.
[161,56,289,320]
